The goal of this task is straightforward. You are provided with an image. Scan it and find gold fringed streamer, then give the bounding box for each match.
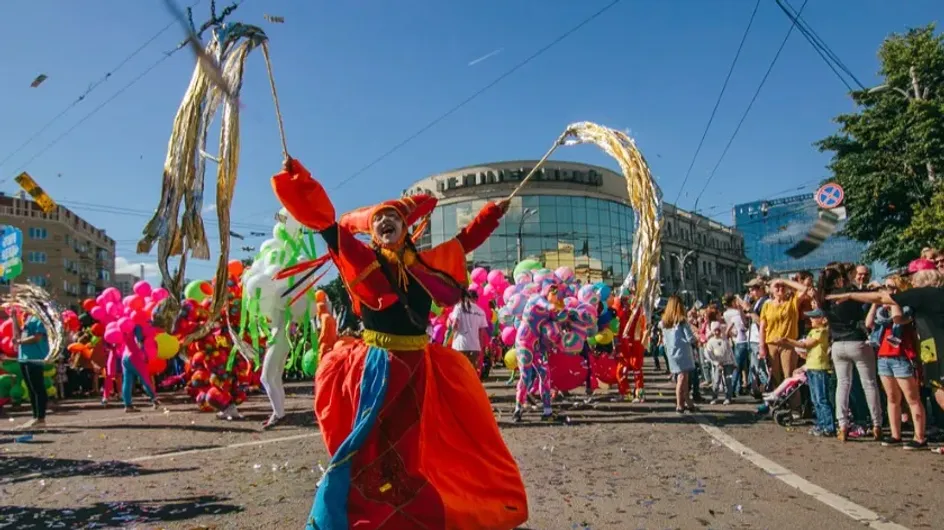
[137,24,269,342]
[1,284,66,363]
[559,122,663,327]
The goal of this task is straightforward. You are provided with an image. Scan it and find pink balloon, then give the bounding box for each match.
[487,269,505,286]
[90,306,107,323]
[501,326,517,346]
[482,284,496,300]
[503,285,518,304]
[117,317,134,334]
[107,303,122,319]
[103,327,125,346]
[102,287,122,303]
[470,267,488,285]
[468,283,481,295]
[133,281,152,298]
[151,288,169,302]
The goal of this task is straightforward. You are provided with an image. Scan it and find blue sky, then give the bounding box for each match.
[0,0,940,282]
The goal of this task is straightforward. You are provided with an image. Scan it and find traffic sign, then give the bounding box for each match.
[815,183,844,209]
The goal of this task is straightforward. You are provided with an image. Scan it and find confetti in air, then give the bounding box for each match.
[264,14,285,23]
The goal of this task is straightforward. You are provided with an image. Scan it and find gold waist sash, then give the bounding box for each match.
[362,330,429,351]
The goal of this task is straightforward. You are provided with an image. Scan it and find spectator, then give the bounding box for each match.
[743,278,770,395]
[722,294,750,398]
[866,275,927,450]
[660,295,697,414]
[776,307,835,436]
[854,265,871,290]
[448,293,489,374]
[759,278,811,414]
[705,321,735,405]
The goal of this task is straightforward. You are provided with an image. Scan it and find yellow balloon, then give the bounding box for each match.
[594,329,614,346]
[155,332,180,360]
[43,365,56,378]
[504,349,518,371]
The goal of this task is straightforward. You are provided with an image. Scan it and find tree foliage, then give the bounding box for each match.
[817,25,944,267]
[321,276,359,331]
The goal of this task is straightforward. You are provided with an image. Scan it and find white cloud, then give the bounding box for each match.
[202,204,217,214]
[115,256,160,281]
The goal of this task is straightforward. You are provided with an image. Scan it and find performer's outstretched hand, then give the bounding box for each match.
[495,199,511,215]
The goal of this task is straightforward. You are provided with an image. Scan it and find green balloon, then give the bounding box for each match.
[301,349,318,378]
[430,303,442,316]
[512,259,542,278]
[587,335,597,347]
[184,280,209,302]
[9,381,24,404]
[0,374,14,397]
[609,318,620,333]
[1,360,22,379]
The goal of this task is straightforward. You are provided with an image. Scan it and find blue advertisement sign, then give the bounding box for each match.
[0,226,23,280]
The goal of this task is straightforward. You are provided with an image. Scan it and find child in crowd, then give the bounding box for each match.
[776,308,835,436]
[705,321,736,405]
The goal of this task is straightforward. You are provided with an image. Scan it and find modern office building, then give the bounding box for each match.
[733,193,866,275]
[405,161,750,299]
[0,191,116,310]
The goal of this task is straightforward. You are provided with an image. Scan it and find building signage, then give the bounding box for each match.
[0,226,23,280]
[437,166,604,193]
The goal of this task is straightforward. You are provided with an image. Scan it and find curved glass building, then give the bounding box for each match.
[406,161,637,284]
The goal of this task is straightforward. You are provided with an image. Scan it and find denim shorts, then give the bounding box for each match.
[877,356,914,378]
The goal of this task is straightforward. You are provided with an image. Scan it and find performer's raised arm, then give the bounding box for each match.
[270,159,340,250]
[455,199,510,252]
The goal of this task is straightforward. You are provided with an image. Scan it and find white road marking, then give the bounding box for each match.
[694,417,910,530]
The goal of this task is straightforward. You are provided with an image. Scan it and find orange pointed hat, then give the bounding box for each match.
[339,194,438,238]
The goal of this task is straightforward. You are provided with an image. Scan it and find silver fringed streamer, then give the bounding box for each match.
[560,122,663,327]
[2,284,66,362]
[137,23,268,344]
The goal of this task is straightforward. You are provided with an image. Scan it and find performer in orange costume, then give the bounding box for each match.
[271,159,529,530]
[616,296,647,401]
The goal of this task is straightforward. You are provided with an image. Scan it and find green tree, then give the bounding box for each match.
[321,276,359,330]
[817,25,944,267]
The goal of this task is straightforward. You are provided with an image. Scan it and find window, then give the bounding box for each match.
[97,269,111,281]
[28,251,47,264]
[28,276,48,287]
[28,227,48,239]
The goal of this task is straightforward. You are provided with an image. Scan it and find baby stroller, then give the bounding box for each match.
[761,367,810,427]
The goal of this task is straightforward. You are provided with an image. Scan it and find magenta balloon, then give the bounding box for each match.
[486,269,505,286]
[150,287,170,302]
[501,326,517,346]
[468,283,481,294]
[118,317,134,334]
[470,267,488,285]
[144,337,157,358]
[133,281,152,298]
[482,284,496,299]
[89,306,107,323]
[103,328,125,346]
[102,287,122,303]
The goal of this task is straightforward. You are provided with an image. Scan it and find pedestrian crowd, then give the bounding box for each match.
[658,253,944,454]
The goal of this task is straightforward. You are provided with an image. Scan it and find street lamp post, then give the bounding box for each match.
[517,208,536,263]
[671,249,696,303]
[869,66,937,182]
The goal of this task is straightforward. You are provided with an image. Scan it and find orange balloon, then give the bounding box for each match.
[227,259,245,278]
[148,357,167,375]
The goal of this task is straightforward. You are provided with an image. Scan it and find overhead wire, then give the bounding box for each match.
[672,0,761,209]
[690,0,810,214]
[0,0,204,173]
[775,0,865,90]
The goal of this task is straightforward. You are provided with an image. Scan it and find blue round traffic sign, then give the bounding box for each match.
[815,183,844,209]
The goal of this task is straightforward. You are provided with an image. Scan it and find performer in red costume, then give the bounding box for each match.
[271,159,529,530]
[616,295,647,402]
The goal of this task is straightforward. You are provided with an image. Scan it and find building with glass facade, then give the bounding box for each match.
[406,161,750,296]
[733,193,866,275]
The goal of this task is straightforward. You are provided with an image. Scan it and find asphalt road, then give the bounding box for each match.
[1,360,941,530]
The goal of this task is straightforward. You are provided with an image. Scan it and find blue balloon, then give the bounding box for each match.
[594,282,611,301]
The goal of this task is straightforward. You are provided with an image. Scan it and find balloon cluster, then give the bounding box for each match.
[0,359,57,407]
[84,282,179,376]
[165,260,262,412]
[497,265,601,353]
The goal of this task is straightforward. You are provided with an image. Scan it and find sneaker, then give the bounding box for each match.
[676,408,686,415]
[512,409,523,423]
[722,399,731,405]
[808,427,824,436]
[880,436,902,447]
[16,418,44,430]
[709,399,719,405]
[903,440,928,451]
[262,414,283,430]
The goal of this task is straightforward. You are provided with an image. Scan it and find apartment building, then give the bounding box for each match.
[0,192,116,311]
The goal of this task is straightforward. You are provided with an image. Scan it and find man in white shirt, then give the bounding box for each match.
[448,293,489,374]
[741,278,770,395]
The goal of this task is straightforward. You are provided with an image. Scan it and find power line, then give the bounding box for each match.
[0,0,203,173]
[775,0,865,91]
[672,0,761,209]
[327,0,625,193]
[690,0,809,213]
[55,199,271,231]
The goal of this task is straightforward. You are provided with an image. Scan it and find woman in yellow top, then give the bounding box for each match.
[759,278,812,413]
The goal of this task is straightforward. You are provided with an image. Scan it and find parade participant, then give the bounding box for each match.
[121,325,160,413]
[617,296,646,402]
[101,342,121,406]
[14,312,49,430]
[513,284,565,423]
[271,159,528,530]
[260,310,289,429]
